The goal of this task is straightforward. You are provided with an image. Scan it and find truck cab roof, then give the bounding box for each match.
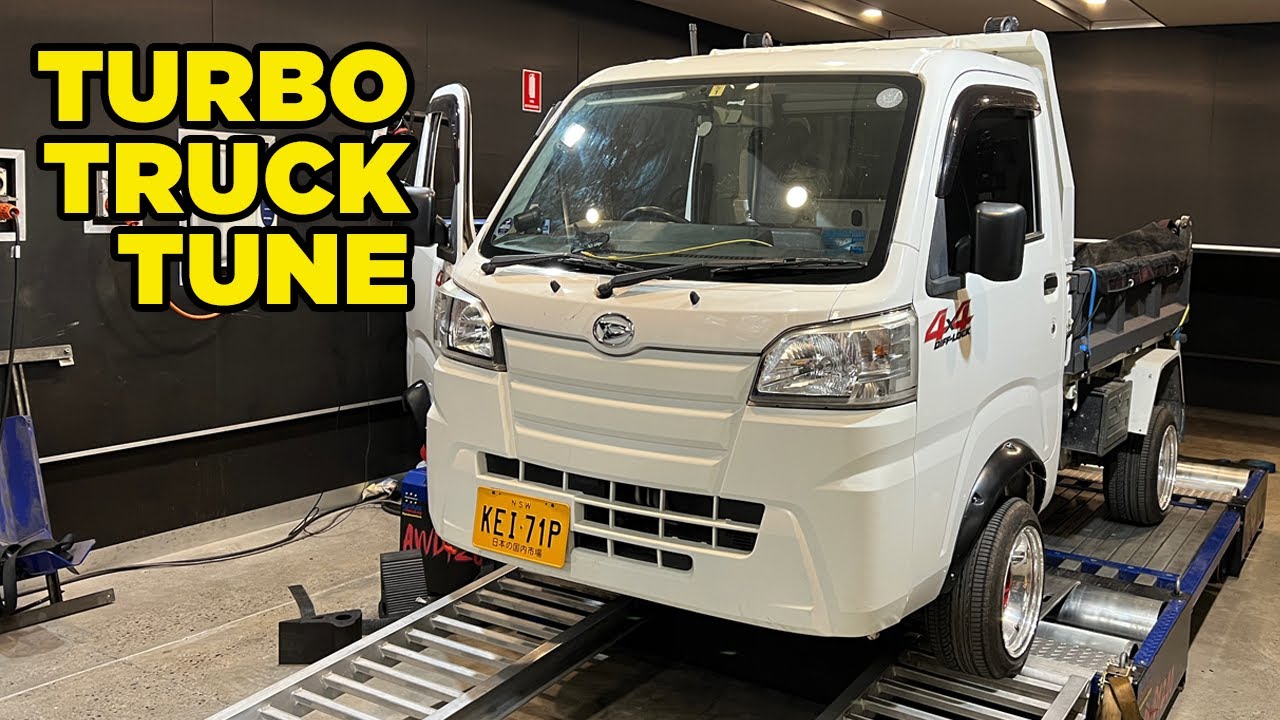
[582,30,1057,88]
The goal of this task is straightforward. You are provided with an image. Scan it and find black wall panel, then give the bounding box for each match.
[1180,254,1280,416]
[1050,29,1217,242]
[425,0,581,217]
[1,2,221,454]
[1200,26,1280,250]
[576,0,712,80]
[212,0,431,138]
[41,404,416,547]
[1051,26,1280,416]
[1051,26,1280,250]
[0,0,735,545]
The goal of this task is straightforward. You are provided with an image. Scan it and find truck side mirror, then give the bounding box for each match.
[421,85,475,266]
[971,202,1026,282]
[404,185,448,249]
[401,379,431,443]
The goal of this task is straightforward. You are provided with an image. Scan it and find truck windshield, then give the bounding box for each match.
[481,75,920,282]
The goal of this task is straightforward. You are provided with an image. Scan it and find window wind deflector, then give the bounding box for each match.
[481,252,641,276]
[709,257,867,277]
[595,261,708,298]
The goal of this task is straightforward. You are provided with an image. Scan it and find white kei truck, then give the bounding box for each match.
[405,26,1193,678]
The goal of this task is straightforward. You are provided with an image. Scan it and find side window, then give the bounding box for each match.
[943,108,1040,270]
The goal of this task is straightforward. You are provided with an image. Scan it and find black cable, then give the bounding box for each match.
[289,492,324,538]
[1,215,20,419]
[74,497,380,579]
[15,495,384,601]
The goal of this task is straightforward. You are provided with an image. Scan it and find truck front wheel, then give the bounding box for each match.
[1104,404,1178,526]
[927,497,1044,678]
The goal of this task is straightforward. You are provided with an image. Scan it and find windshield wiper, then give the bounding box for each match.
[596,257,867,298]
[595,261,707,298]
[709,257,866,277]
[482,252,640,276]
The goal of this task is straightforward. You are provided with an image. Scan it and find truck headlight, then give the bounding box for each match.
[434,284,503,369]
[752,308,916,408]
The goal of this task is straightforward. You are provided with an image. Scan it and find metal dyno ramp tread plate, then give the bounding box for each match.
[207,566,638,720]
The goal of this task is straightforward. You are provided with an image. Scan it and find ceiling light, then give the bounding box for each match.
[561,123,586,148]
[1084,0,1106,5]
[785,186,809,209]
[745,82,760,90]
[862,7,883,19]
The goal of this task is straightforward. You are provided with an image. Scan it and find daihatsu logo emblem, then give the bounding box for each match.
[592,313,634,349]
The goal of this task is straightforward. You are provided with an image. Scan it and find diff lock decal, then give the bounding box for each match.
[924,300,973,350]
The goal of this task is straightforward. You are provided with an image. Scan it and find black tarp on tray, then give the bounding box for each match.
[1074,216,1192,294]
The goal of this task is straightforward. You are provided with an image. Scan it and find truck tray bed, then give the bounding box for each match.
[1068,218,1192,375]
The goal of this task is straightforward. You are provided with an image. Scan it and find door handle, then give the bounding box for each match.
[1043,273,1059,295]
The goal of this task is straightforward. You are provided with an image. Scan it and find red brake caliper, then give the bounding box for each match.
[1003,572,1013,609]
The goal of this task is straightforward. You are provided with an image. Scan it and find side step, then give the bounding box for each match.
[208,565,639,720]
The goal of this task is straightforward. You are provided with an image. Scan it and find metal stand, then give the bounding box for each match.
[0,588,117,634]
[0,342,116,634]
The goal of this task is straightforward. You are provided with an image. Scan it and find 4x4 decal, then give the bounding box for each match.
[925,300,973,349]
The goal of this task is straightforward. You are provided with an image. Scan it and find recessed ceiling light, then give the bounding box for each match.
[862,7,883,19]
[1084,0,1106,6]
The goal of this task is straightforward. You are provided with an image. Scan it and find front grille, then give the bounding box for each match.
[482,453,766,570]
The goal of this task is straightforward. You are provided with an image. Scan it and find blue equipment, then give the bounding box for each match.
[397,466,484,596]
[0,414,113,632]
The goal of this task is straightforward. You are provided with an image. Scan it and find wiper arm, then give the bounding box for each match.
[596,257,867,298]
[482,252,640,276]
[709,257,866,277]
[595,261,707,298]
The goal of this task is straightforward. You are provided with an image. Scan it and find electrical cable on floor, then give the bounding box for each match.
[14,494,386,607]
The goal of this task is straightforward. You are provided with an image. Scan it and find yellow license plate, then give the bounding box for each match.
[473,487,571,568]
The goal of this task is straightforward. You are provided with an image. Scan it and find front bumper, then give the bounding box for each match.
[426,355,941,637]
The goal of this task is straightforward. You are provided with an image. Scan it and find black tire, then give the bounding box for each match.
[1104,404,1177,526]
[927,497,1043,678]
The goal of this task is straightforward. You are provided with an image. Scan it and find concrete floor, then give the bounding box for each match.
[0,407,1275,719]
[1167,408,1280,720]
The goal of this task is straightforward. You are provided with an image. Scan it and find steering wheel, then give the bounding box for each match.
[621,205,690,223]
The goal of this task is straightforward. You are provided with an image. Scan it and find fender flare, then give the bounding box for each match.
[943,439,1045,590]
[1123,348,1183,436]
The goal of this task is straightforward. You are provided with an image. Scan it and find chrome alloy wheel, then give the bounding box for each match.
[1001,526,1044,658]
[1157,424,1179,511]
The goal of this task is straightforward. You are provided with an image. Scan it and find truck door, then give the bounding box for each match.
[405,85,476,394]
[915,75,1067,530]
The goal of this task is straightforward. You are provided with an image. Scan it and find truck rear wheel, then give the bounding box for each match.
[927,498,1044,678]
[1105,404,1178,526]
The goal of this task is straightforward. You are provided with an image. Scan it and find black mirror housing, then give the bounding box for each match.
[404,186,448,249]
[403,185,454,261]
[435,225,457,264]
[971,201,1026,282]
[401,380,431,444]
